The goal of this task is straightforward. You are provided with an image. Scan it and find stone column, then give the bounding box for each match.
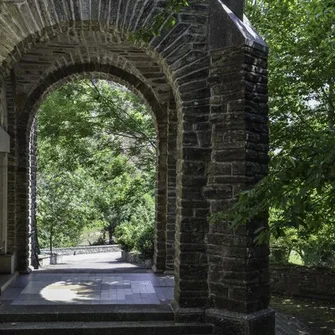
[172,67,212,319]
[16,122,30,272]
[0,82,15,273]
[0,85,9,255]
[12,87,32,273]
[153,119,168,272]
[165,99,177,273]
[29,118,39,269]
[5,74,18,264]
[0,142,9,254]
[0,128,15,273]
[204,1,275,334]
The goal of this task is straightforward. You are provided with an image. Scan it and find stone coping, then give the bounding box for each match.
[40,245,121,256]
[271,263,335,301]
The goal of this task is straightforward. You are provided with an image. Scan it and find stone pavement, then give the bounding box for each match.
[0,252,318,334]
[0,272,174,306]
[38,251,146,271]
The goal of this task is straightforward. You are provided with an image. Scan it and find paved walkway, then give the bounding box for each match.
[0,252,173,305]
[0,252,326,334]
[0,272,174,305]
[38,251,147,271]
[0,251,174,306]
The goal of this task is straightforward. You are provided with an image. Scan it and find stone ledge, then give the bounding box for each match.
[0,304,174,322]
[40,245,121,256]
[270,264,335,301]
[171,303,206,323]
[206,308,275,335]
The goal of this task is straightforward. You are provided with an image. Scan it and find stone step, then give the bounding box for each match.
[0,304,175,323]
[0,321,213,335]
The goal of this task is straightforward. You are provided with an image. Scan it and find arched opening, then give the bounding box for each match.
[21,63,177,269]
[30,78,158,268]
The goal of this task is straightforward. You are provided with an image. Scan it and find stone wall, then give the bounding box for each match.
[271,264,335,301]
[40,244,121,256]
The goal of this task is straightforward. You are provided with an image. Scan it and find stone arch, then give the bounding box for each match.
[19,62,178,274]
[0,1,275,333]
[2,0,210,300]
[23,63,166,128]
[13,31,172,108]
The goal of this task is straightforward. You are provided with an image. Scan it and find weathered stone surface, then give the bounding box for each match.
[0,0,274,334]
[0,128,9,153]
[206,308,275,335]
[271,264,335,301]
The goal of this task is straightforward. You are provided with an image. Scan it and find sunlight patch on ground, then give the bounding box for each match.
[40,281,96,302]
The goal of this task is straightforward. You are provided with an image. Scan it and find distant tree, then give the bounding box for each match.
[213,0,335,265]
[36,80,156,249]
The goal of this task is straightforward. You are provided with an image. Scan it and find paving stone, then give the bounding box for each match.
[0,271,172,306]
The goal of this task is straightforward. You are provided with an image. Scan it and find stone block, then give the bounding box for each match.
[206,308,275,335]
[0,254,15,274]
[203,185,233,200]
[0,128,9,153]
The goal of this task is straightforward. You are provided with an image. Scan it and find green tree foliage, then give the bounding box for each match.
[114,194,155,260]
[37,80,156,250]
[37,169,98,250]
[214,0,335,266]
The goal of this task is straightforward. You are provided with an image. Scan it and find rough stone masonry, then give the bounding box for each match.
[0,0,274,333]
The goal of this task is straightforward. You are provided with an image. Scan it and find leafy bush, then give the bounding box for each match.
[270,224,335,269]
[114,223,138,252]
[91,236,107,246]
[269,247,290,264]
[114,194,155,260]
[135,223,154,261]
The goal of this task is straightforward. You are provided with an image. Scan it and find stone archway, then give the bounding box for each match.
[23,63,177,273]
[0,0,274,333]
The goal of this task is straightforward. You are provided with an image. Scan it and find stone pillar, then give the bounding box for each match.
[0,82,15,273]
[29,118,39,269]
[0,151,15,274]
[0,143,9,254]
[0,85,9,255]
[165,99,177,273]
[5,74,18,264]
[16,121,30,273]
[172,69,212,319]
[13,87,31,273]
[153,119,168,272]
[204,1,275,334]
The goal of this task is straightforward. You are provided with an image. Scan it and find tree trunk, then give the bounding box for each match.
[49,226,53,254]
[108,225,114,244]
